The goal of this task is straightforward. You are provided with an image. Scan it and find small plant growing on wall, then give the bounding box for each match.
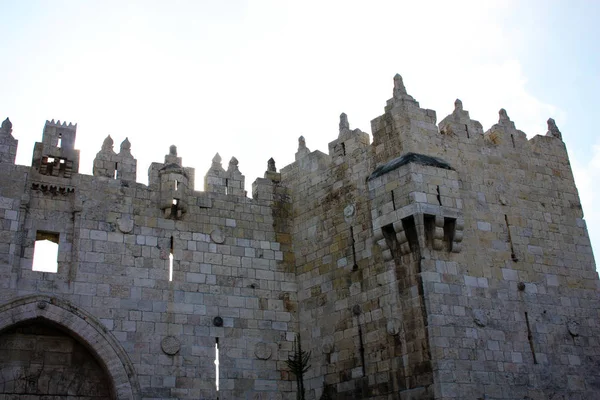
[286,333,311,400]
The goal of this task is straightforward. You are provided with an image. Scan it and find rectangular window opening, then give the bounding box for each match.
[225,178,229,195]
[57,133,62,148]
[114,163,118,179]
[169,236,174,281]
[33,231,59,273]
[175,179,179,191]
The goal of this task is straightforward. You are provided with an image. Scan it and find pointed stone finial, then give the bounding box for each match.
[546,118,562,140]
[213,153,222,165]
[227,156,239,173]
[298,136,307,150]
[339,113,350,132]
[454,99,463,112]
[120,137,131,152]
[499,108,510,121]
[102,135,114,151]
[169,145,177,156]
[393,73,407,98]
[267,157,276,172]
[1,118,12,135]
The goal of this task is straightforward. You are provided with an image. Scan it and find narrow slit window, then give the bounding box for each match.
[424,214,436,248]
[169,236,174,281]
[215,338,220,392]
[225,178,229,195]
[175,179,179,191]
[114,163,118,179]
[57,133,62,148]
[32,231,59,273]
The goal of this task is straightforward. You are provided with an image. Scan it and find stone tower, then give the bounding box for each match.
[0,75,598,400]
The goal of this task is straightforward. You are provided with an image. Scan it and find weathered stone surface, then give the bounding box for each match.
[0,74,598,400]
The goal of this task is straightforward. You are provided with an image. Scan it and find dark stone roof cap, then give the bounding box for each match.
[368,152,454,181]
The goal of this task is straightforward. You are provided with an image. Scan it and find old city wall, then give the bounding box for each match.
[0,121,297,399]
[0,74,598,400]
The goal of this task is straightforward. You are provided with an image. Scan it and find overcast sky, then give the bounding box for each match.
[2,0,599,269]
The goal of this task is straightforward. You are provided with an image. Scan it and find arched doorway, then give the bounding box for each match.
[0,318,112,398]
[0,295,140,400]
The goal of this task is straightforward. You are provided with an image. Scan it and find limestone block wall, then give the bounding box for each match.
[0,73,598,400]
[0,139,297,399]
[368,79,599,399]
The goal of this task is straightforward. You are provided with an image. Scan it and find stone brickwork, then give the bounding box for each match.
[0,74,598,400]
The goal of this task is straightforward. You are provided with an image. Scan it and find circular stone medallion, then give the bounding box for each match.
[118,214,134,234]
[161,336,181,355]
[210,229,225,244]
[254,342,272,360]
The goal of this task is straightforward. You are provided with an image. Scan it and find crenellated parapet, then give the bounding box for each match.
[371,74,438,165]
[438,99,484,139]
[328,113,370,165]
[203,153,246,196]
[93,135,137,182]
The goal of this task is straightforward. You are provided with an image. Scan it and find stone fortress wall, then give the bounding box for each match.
[0,74,598,400]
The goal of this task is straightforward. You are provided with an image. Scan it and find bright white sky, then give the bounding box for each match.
[2,0,599,270]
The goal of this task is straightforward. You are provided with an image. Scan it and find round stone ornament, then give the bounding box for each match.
[210,228,225,244]
[118,214,134,234]
[386,319,401,336]
[254,342,272,360]
[161,336,181,355]
[343,204,355,218]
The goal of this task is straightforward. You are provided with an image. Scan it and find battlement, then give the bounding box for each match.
[0,74,597,400]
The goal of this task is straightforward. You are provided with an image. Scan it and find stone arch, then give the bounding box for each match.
[0,295,141,400]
